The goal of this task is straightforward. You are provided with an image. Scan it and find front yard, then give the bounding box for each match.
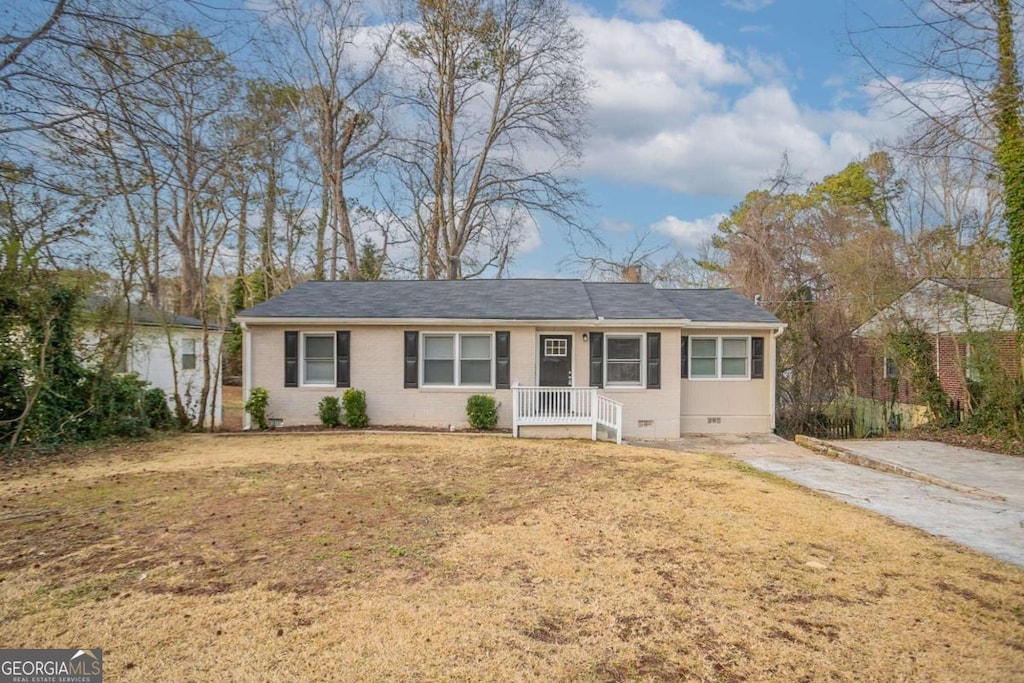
[1,434,1022,681]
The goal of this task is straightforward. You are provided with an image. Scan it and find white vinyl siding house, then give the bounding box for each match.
[85,299,225,428]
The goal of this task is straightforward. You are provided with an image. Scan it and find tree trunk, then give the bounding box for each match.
[992,0,1024,383]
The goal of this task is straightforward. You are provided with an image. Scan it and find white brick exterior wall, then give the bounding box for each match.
[244,323,775,437]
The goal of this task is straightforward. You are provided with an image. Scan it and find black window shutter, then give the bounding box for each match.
[646,332,661,389]
[284,331,299,387]
[680,336,689,379]
[336,331,351,388]
[404,331,419,388]
[495,331,511,389]
[589,332,604,388]
[751,336,765,379]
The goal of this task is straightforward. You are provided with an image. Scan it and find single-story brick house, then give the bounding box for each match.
[852,277,1018,407]
[235,279,785,440]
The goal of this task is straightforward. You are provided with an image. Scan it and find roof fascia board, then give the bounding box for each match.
[683,321,787,330]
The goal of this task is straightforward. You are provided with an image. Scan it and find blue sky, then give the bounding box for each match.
[512,0,908,278]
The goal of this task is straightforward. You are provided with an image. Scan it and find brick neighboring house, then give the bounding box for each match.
[852,278,1017,412]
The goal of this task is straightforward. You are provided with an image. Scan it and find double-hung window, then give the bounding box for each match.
[965,345,981,382]
[423,333,493,387]
[303,333,335,385]
[606,335,643,386]
[690,337,749,379]
[180,338,197,370]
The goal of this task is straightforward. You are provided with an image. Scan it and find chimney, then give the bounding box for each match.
[621,264,642,283]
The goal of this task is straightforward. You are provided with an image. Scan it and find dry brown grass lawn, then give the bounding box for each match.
[1,434,1022,682]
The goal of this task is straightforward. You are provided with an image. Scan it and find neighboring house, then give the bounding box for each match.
[852,278,1017,407]
[85,298,225,428]
[235,280,784,440]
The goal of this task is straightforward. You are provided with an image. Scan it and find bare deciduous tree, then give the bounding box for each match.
[390,0,588,279]
[262,0,393,281]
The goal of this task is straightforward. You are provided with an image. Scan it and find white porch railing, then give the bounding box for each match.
[511,384,623,444]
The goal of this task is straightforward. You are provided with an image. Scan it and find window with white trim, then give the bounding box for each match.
[460,335,492,385]
[544,337,567,357]
[606,334,643,386]
[883,356,899,380]
[423,333,493,387]
[965,345,981,382]
[689,337,750,379]
[303,333,335,385]
[721,338,748,378]
[180,338,197,371]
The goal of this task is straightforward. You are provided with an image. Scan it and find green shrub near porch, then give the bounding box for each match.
[466,394,498,430]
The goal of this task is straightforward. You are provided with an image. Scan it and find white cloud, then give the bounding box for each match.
[574,13,906,196]
[616,0,669,20]
[723,0,775,12]
[598,218,636,234]
[517,213,544,254]
[651,213,727,248]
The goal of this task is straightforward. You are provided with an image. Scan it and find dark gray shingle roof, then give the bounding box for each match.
[930,278,1012,308]
[658,288,784,324]
[86,295,223,330]
[582,282,684,319]
[237,279,783,325]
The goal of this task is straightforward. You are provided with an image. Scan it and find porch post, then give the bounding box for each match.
[512,382,520,438]
[590,387,598,441]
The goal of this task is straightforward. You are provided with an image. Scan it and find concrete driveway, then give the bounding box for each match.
[632,435,1024,568]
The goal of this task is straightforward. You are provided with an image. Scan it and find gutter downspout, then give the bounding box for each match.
[770,325,785,431]
[242,322,252,431]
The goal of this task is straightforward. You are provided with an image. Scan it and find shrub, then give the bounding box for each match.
[86,372,150,438]
[245,387,270,430]
[143,388,175,430]
[466,394,498,430]
[342,388,369,428]
[318,395,342,427]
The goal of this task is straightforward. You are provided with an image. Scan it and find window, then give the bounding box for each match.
[689,337,750,380]
[303,334,335,385]
[460,335,492,385]
[423,333,493,387]
[883,356,899,380]
[544,337,567,357]
[606,335,642,386]
[181,338,197,371]
[965,345,981,382]
[721,338,748,378]
[114,345,129,374]
[690,338,718,378]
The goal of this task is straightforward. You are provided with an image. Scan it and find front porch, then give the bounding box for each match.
[511,385,623,444]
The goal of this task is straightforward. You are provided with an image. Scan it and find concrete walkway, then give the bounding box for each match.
[833,439,1024,507]
[632,435,1024,568]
